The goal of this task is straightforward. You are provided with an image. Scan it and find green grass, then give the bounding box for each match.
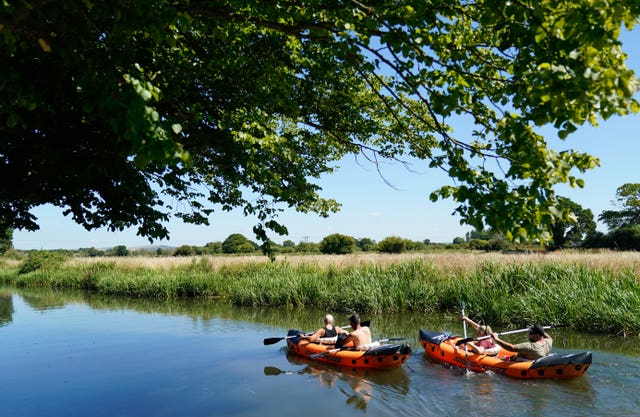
[1,256,638,335]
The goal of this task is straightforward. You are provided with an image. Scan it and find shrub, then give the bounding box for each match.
[19,251,67,274]
[174,245,195,256]
[377,236,409,253]
[319,234,356,254]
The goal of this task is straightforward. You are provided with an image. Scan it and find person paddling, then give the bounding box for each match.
[299,314,345,343]
[337,313,372,349]
[491,324,552,360]
[461,315,499,356]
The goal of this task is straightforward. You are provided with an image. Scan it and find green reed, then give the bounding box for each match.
[1,257,639,335]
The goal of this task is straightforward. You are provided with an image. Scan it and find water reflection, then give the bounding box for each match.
[3,285,640,356]
[0,293,13,326]
[264,352,411,411]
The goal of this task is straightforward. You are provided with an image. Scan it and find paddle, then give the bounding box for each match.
[264,366,300,376]
[309,338,406,359]
[263,333,311,346]
[461,301,470,370]
[263,320,371,345]
[455,324,568,346]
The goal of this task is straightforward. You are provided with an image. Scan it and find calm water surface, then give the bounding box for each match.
[1,286,639,417]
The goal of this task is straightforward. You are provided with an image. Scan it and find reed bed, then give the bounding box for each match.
[1,250,639,335]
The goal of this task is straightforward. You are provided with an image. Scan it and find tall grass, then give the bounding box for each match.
[1,251,639,335]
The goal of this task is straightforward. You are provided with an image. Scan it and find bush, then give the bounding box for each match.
[319,234,356,254]
[222,234,257,254]
[609,226,640,250]
[377,236,410,253]
[296,242,319,253]
[19,251,67,274]
[174,245,195,256]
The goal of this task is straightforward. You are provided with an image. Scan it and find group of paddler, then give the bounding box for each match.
[265,308,591,379]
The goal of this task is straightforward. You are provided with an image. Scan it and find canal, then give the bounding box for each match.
[1,286,639,416]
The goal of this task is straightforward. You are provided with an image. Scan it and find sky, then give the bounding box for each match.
[12,27,640,250]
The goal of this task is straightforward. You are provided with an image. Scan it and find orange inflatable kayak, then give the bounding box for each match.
[419,329,592,379]
[286,329,411,369]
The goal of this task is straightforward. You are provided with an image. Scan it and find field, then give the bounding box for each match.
[1,250,639,335]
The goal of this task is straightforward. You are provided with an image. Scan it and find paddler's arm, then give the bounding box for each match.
[462,315,480,331]
[300,328,324,342]
[491,332,517,352]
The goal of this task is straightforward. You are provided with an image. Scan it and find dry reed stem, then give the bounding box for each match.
[63,250,640,274]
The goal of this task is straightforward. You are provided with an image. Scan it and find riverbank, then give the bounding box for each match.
[1,251,638,335]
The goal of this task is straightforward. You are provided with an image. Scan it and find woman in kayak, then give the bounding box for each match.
[299,314,344,343]
[462,315,500,356]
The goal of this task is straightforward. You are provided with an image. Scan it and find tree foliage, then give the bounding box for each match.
[608,226,640,250]
[378,236,411,253]
[174,245,195,257]
[109,245,129,257]
[1,1,638,250]
[599,183,640,230]
[319,234,356,254]
[222,234,256,254]
[356,237,377,252]
[0,226,12,254]
[548,197,596,250]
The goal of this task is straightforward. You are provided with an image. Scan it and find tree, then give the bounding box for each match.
[110,245,129,257]
[221,234,257,254]
[0,226,13,255]
[86,247,102,257]
[204,242,223,254]
[319,234,356,255]
[608,226,640,250]
[2,2,638,250]
[599,184,640,230]
[356,237,377,252]
[296,241,319,253]
[174,245,195,257]
[548,197,596,250]
[377,236,411,253]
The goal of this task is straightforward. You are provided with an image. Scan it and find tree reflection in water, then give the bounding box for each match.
[0,292,13,326]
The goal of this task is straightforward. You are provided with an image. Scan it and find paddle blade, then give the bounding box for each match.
[264,366,283,376]
[263,337,285,345]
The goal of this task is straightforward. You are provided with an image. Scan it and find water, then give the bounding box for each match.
[1,286,639,417]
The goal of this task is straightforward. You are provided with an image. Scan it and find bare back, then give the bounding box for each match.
[347,325,372,348]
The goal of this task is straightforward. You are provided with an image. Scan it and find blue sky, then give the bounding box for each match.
[13,27,640,250]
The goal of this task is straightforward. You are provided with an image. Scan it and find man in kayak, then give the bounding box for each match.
[338,313,372,349]
[299,314,345,343]
[462,315,499,356]
[491,324,552,360]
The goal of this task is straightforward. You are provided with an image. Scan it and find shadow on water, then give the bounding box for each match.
[264,352,411,412]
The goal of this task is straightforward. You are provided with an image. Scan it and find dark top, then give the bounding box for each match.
[323,326,337,338]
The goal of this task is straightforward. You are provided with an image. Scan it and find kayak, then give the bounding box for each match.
[286,329,411,369]
[419,329,592,379]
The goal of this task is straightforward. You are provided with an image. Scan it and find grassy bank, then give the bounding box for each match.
[1,251,639,335]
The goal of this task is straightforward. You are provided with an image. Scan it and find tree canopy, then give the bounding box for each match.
[548,196,596,250]
[599,183,640,230]
[2,1,639,250]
